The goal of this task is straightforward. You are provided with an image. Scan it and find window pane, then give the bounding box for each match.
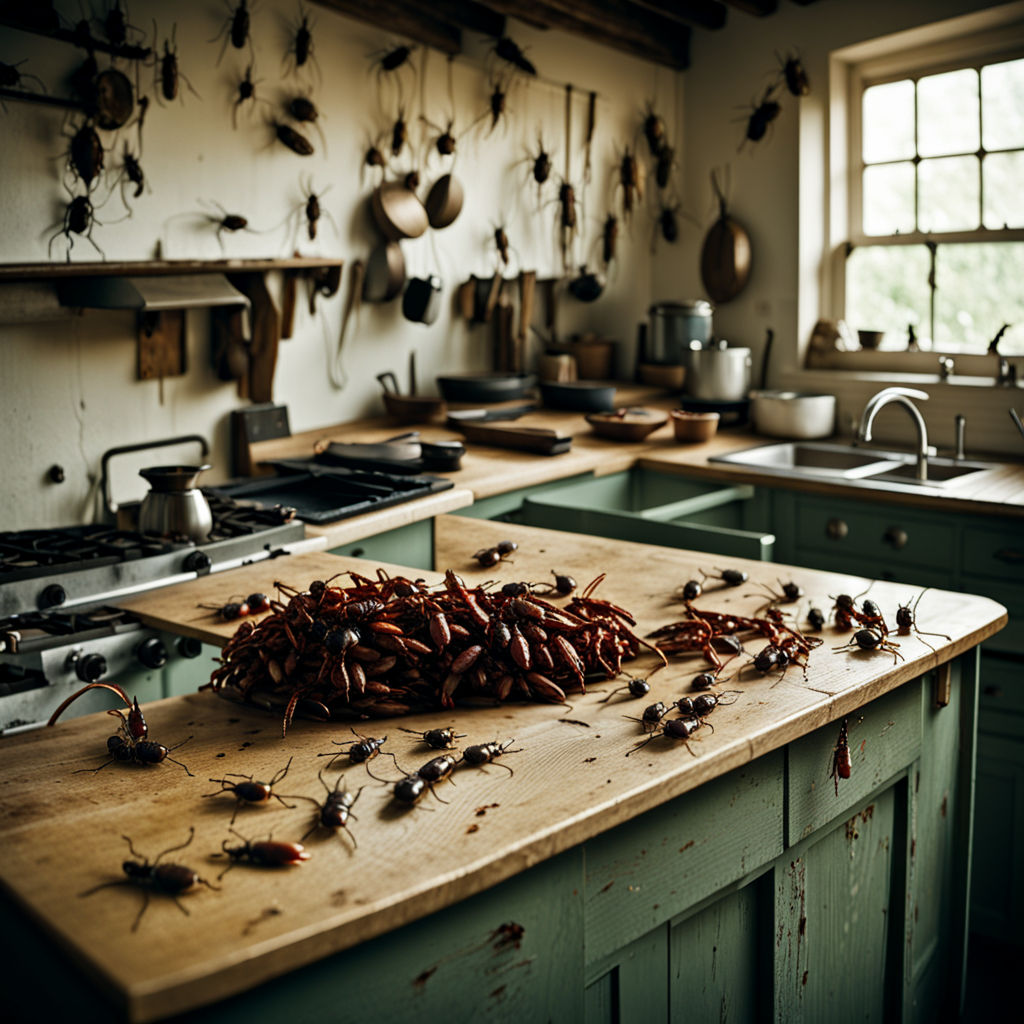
[934,243,1024,353]
[863,80,915,163]
[846,245,930,344]
[918,68,979,157]
[918,156,979,231]
[982,57,1024,150]
[863,162,915,235]
[984,151,1024,228]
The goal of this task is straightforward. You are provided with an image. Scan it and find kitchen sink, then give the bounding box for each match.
[710,441,996,491]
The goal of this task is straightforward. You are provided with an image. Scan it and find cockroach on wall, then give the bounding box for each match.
[210,1,253,65]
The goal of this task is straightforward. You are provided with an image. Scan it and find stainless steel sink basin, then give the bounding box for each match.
[710,441,995,491]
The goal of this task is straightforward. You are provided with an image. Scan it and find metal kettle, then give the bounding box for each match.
[138,465,213,542]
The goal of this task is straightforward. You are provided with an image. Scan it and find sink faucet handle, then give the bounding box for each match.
[874,386,930,402]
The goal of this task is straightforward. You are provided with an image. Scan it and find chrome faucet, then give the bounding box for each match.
[855,387,932,480]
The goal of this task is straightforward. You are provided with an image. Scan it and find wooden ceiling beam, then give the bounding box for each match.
[480,1,691,69]
[429,1,507,39]
[310,0,462,56]
[631,1,728,31]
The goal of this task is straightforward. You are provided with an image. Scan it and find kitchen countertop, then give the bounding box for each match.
[1,519,1007,1021]
[246,386,1024,538]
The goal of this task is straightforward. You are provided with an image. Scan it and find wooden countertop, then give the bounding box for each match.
[0,521,1007,1021]
[245,387,1024,520]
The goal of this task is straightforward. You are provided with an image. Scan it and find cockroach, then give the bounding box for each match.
[600,677,650,703]
[679,580,702,601]
[699,567,749,588]
[319,729,399,780]
[895,591,951,653]
[232,64,265,129]
[289,94,318,123]
[807,606,826,631]
[495,226,510,266]
[49,194,101,260]
[404,169,420,191]
[156,24,198,103]
[659,204,680,243]
[778,51,811,97]
[829,717,851,795]
[655,145,676,190]
[79,829,218,931]
[390,109,407,158]
[46,681,192,774]
[211,1,252,64]
[549,570,576,596]
[217,828,310,879]
[625,701,669,732]
[0,59,45,93]
[378,44,414,73]
[462,739,522,776]
[752,644,786,675]
[602,213,618,265]
[202,200,252,248]
[102,1,130,47]
[415,752,459,795]
[421,116,456,157]
[626,715,704,757]
[294,7,313,67]
[494,36,536,76]
[393,773,428,807]
[365,141,385,170]
[70,52,99,105]
[203,757,298,825]
[199,599,249,620]
[832,627,903,664]
[297,770,363,846]
[497,540,518,556]
[558,180,577,230]
[748,579,803,609]
[691,672,718,691]
[399,726,466,749]
[642,105,666,157]
[619,147,641,217]
[485,79,507,133]
[300,178,333,241]
[248,592,271,613]
[742,86,781,147]
[122,143,145,199]
[68,121,104,190]
[275,121,314,156]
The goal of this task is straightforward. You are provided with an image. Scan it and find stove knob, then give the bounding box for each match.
[136,637,168,670]
[183,550,211,573]
[38,584,67,609]
[75,652,107,683]
[177,637,203,659]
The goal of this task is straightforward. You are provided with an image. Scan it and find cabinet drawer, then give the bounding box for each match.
[794,499,956,574]
[979,652,1024,738]
[962,575,1023,655]
[787,683,922,843]
[962,522,1024,581]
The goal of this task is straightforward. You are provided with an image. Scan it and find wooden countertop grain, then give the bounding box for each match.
[0,522,1006,1021]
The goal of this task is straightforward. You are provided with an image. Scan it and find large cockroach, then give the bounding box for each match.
[659,203,680,243]
[102,1,128,46]
[655,145,676,190]
[79,829,219,932]
[0,59,45,93]
[642,105,666,157]
[284,5,318,79]
[377,44,414,73]
[619,147,642,218]
[529,135,552,186]
[742,86,781,147]
[421,116,456,157]
[211,1,252,64]
[201,199,255,249]
[289,94,319,124]
[559,180,577,231]
[157,24,198,103]
[121,142,146,200]
[494,36,536,76]
[300,177,333,241]
[602,212,618,265]
[391,108,407,157]
[365,137,386,171]
[275,121,314,156]
[473,78,508,135]
[68,121,104,190]
[232,64,267,129]
[778,51,810,97]
[48,193,102,261]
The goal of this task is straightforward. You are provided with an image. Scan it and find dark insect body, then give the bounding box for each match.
[47,682,192,773]
[829,717,852,795]
[232,64,265,129]
[895,591,951,653]
[495,226,510,266]
[102,2,131,47]
[680,580,702,602]
[625,701,669,732]
[379,45,414,73]
[691,672,717,691]
[659,205,679,243]
[559,180,577,230]
[474,540,516,567]
[118,143,146,200]
[276,122,314,156]
[485,80,507,132]
[779,52,811,97]
[744,87,781,146]
[319,730,398,780]
[807,606,826,631]
[79,829,218,931]
[218,828,310,879]
[393,773,428,806]
[655,146,675,190]
[643,106,665,156]
[295,10,313,66]
[600,677,651,703]
[602,213,618,265]
[69,122,104,189]
[531,139,552,186]
[203,757,298,825]
[749,579,803,611]
[700,567,749,588]
[211,1,252,64]
[0,59,45,93]
[400,726,465,749]
[549,571,576,596]
[391,111,407,157]
[619,148,641,217]
[627,715,704,757]
[156,24,198,103]
[299,770,362,845]
[365,142,385,170]
[422,117,457,157]
[832,627,903,664]
[403,170,420,191]
[289,95,319,123]
[494,36,535,76]
[462,739,522,776]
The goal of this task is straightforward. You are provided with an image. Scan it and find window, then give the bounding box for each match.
[844,41,1024,355]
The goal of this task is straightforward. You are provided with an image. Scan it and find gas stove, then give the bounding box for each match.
[0,495,322,733]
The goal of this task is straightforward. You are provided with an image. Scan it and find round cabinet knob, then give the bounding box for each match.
[136,637,168,670]
[182,550,211,573]
[884,526,909,550]
[75,652,107,683]
[826,518,848,540]
[177,636,203,659]
[38,584,67,609]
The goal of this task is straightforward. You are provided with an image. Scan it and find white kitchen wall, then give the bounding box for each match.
[664,0,1024,457]
[0,0,682,528]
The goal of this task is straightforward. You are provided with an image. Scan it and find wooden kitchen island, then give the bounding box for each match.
[0,518,1007,1023]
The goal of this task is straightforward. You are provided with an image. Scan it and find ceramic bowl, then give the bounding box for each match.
[382,392,447,424]
[540,381,616,412]
[585,408,668,442]
[670,409,720,443]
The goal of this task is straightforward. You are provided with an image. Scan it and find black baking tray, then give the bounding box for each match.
[205,468,453,524]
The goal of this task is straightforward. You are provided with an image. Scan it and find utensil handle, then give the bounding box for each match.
[101,435,209,514]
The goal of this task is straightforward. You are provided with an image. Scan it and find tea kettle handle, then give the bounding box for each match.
[101,434,209,514]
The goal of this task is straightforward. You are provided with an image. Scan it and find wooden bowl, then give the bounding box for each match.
[670,409,720,443]
[585,408,668,442]
[382,392,447,424]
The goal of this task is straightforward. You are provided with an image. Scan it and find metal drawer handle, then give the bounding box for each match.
[884,527,908,550]
[826,518,848,540]
[993,547,1023,564]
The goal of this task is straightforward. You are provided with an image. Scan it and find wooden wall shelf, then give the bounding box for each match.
[0,258,346,282]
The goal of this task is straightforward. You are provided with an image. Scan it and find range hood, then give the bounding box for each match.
[56,273,251,314]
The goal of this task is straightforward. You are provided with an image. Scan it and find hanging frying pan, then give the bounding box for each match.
[371,181,429,241]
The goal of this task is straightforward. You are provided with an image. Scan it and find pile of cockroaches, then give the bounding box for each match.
[207,569,662,735]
